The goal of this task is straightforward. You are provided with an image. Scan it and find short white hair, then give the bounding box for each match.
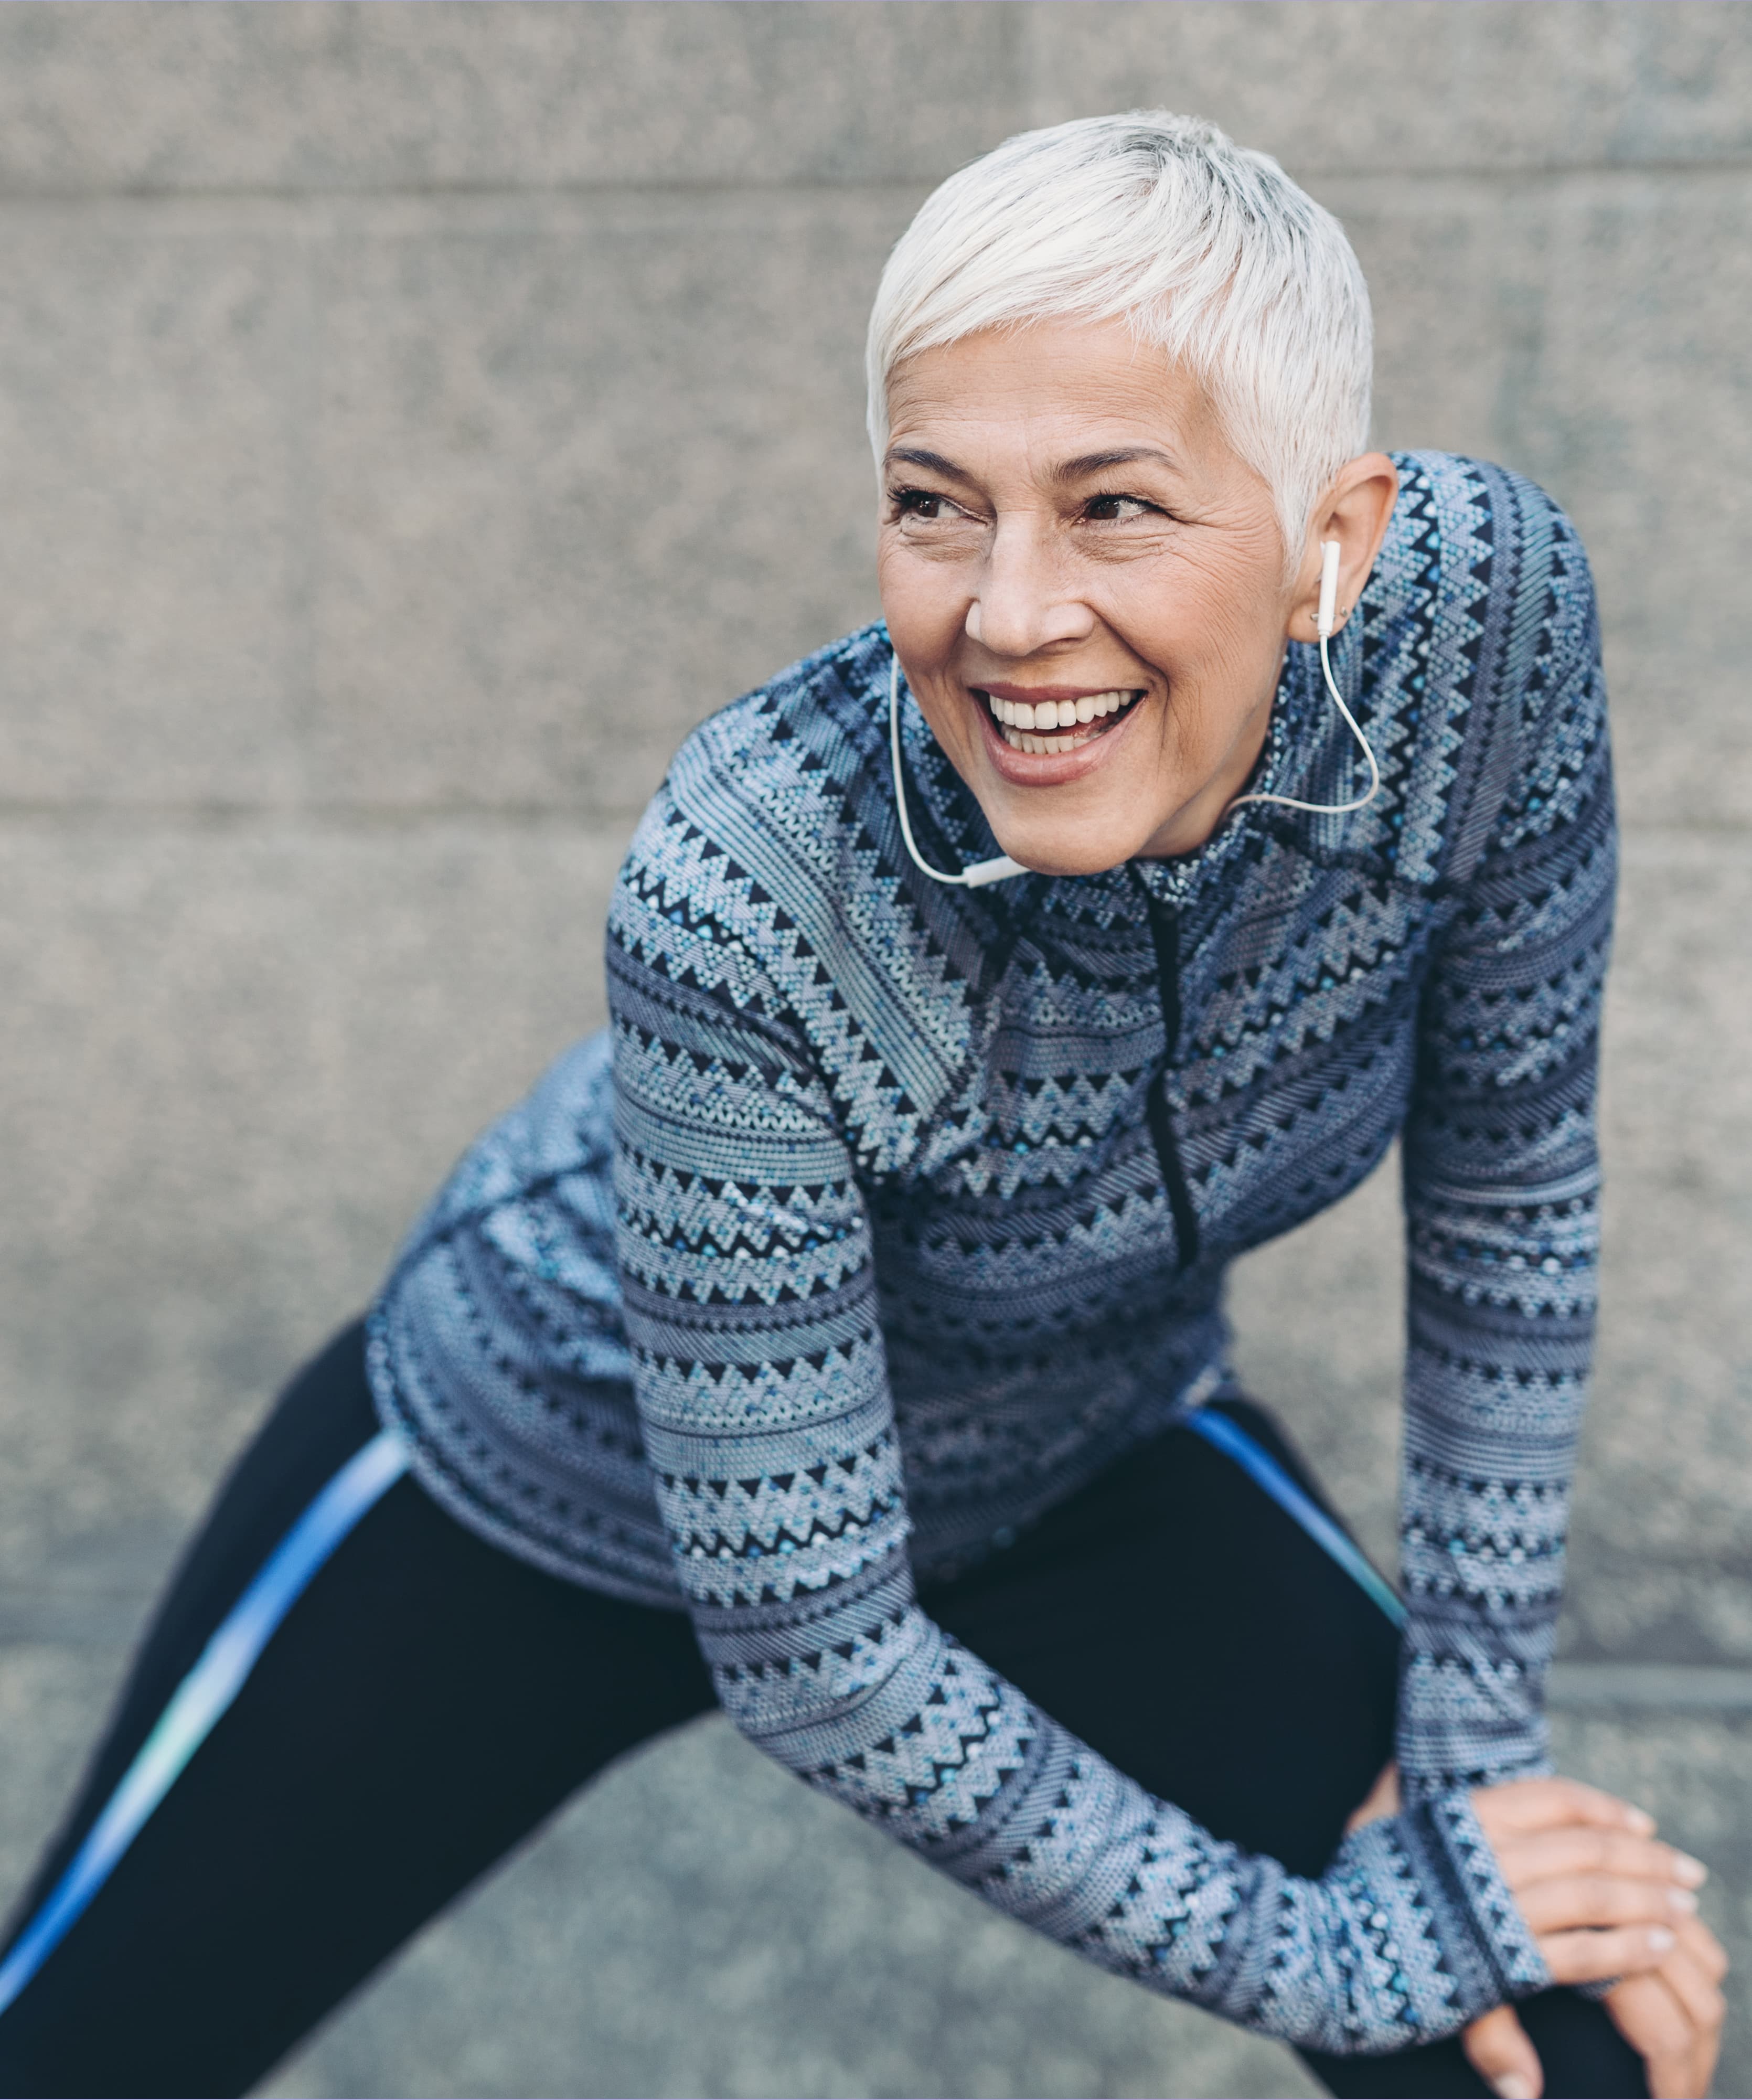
[866,111,1373,562]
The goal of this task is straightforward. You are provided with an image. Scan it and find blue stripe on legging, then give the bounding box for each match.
[0,1428,409,2019]
[0,1408,1393,2016]
[1183,1408,1407,1629]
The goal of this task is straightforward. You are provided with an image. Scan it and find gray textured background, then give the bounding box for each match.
[0,4,1744,2094]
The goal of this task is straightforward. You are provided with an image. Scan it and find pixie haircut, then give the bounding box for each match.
[866,111,1373,563]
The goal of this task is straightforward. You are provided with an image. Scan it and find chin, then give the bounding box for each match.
[995,827,1149,879]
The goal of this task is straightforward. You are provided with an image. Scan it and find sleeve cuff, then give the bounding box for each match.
[1394,1790,1552,2005]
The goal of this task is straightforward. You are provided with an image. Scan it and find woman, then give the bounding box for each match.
[0,112,1725,2100]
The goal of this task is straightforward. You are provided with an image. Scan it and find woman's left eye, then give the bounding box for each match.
[1083,493,1159,523]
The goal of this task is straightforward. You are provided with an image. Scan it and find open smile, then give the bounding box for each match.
[974,686,1143,756]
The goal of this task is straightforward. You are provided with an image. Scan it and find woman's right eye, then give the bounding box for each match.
[890,487,956,521]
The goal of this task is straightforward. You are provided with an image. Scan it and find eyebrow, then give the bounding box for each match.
[883,446,978,485]
[1052,447,1182,481]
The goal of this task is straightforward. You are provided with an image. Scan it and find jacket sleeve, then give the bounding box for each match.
[1396,512,1617,1799]
[606,803,1551,2053]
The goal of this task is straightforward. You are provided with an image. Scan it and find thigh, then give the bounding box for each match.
[0,1324,715,2098]
[927,1399,1646,2100]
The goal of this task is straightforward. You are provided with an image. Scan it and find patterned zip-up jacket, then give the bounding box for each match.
[369,451,1614,2053]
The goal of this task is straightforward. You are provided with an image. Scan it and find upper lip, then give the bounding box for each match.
[973,681,1143,704]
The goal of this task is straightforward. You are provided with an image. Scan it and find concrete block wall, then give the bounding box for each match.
[0,6,1742,2093]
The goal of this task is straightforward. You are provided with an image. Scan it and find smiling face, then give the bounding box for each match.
[877,318,1395,874]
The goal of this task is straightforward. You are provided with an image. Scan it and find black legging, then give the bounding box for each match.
[0,1326,1644,2098]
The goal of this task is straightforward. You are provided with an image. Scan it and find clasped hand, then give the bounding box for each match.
[1348,1768,1726,2098]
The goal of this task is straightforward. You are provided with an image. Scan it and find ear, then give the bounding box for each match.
[1285,455,1400,645]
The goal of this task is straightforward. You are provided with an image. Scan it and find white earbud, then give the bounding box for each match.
[1226,538,1380,819]
[890,656,1028,887]
[1317,534,1342,640]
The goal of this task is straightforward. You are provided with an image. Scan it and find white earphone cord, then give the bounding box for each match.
[889,542,1379,887]
[889,654,1027,888]
[1224,626,1380,818]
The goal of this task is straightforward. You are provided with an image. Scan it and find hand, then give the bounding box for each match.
[1603,1914,1727,2100]
[1468,1778,1724,2100]
[1345,1769,1725,2099]
[1460,1917,1726,2100]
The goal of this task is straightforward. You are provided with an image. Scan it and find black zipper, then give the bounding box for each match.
[1139,889,1201,1272]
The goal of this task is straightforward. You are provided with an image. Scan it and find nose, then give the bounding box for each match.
[965,517,1094,657]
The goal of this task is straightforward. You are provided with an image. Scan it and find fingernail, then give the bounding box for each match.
[1648,1925,1676,1953]
[1626,1807,1657,1835]
[1493,2078,1536,2099]
[1673,1851,1708,1888]
[1667,1886,1698,1913]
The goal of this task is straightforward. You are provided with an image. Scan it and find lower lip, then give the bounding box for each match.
[974,694,1145,785]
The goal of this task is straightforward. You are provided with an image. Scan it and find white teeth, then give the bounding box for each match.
[1001,725,1096,754]
[984,688,1142,755]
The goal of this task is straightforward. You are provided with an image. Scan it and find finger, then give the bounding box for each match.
[1540,1922,1677,1985]
[1492,1827,1706,1892]
[1613,1965,1705,2099]
[1604,1974,1705,2100]
[1516,1872,1701,1935]
[1462,2004,1543,2100]
[1659,1938,1728,2097]
[1654,1942,1727,2039]
[1648,1948,1726,2100]
[1673,1911,1730,1986]
[1473,1776,1658,1840]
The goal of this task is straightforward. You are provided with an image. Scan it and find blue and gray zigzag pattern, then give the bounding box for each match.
[368,451,1610,2051]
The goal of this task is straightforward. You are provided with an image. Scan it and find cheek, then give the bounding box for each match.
[1146,551,1287,692]
[878,531,974,618]
[877,543,979,757]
